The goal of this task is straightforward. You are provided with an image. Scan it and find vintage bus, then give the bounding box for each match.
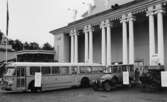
[1,62,105,92]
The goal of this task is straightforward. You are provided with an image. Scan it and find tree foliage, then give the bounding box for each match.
[29,42,40,50]
[4,37,53,51]
[42,42,54,50]
[0,31,3,43]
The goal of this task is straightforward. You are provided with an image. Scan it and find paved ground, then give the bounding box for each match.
[0,87,167,102]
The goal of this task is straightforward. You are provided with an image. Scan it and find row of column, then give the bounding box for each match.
[100,20,112,65]
[70,29,78,63]
[147,4,165,65]
[120,13,135,65]
[69,3,165,66]
[84,25,93,63]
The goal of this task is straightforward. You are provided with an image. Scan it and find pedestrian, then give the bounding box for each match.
[135,68,140,83]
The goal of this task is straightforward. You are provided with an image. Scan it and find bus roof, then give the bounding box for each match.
[7,62,104,67]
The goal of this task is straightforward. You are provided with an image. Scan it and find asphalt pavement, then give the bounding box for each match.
[0,87,167,102]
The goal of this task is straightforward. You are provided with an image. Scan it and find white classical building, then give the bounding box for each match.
[50,0,167,69]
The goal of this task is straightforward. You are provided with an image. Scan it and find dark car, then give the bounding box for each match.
[92,65,135,91]
[140,66,164,92]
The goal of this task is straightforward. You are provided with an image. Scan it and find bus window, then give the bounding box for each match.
[129,65,134,72]
[52,67,60,74]
[71,67,77,74]
[80,66,91,74]
[41,67,51,75]
[5,67,15,76]
[122,65,127,71]
[30,67,40,75]
[117,66,122,72]
[91,67,104,73]
[112,66,117,73]
[59,67,69,75]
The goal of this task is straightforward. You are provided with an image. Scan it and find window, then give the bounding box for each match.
[71,67,78,74]
[41,67,51,75]
[80,67,91,74]
[91,67,104,73]
[52,67,60,74]
[112,66,118,73]
[30,67,40,75]
[122,66,127,71]
[59,67,69,75]
[129,65,134,72]
[16,67,26,77]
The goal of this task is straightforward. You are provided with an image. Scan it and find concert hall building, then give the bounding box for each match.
[50,0,167,69]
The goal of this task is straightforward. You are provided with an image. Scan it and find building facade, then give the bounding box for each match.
[50,0,167,70]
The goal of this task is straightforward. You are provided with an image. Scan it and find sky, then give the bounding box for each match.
[0,0,131,46]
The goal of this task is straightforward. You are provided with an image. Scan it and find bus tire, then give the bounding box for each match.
[103,81,112,92]
[80,77,90,88]
[92,83,99,91]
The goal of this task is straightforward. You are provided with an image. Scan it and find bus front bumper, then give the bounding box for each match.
[1,81,13,91]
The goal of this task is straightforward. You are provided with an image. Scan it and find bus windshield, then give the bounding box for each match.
[5,68,15,76]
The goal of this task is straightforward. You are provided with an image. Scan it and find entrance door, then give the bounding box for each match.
[16,67,26,90]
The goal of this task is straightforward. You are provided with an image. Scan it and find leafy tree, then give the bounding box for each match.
[29,42,40,50]
[0,30,3,43]
[23,42,30,50]
[12,39,24,51]
[8,39,14,45]
[42,42,54,50]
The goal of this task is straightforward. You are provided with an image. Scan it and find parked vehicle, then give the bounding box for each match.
[92,64,135,91]
[139,66,164,92]
[1,62,105,92]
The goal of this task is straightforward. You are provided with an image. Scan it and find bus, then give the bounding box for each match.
[1,62,105,92]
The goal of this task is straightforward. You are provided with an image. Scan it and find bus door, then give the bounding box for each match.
[16,67,26,90]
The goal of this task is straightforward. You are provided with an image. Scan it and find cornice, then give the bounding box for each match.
[50,0,167,35]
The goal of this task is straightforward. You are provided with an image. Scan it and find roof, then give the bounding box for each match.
[50,0,166,35]
[16,50,55,55]
[7,62,104,67]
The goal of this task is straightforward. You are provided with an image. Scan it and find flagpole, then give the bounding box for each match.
[5,36,8,64]
[5,0,9,64]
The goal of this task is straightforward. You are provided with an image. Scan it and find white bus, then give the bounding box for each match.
[1,62,105,92]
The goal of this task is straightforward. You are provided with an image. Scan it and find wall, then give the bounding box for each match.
[93,29,101,63]
[54,33,65,62]
[78,34,85,62]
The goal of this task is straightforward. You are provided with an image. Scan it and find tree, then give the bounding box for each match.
[42,42,54,50]
[0,30,3,43]
[12,39,23,51]
[8,39,14,45]
[23,42,30,50]
[29,42,40,50]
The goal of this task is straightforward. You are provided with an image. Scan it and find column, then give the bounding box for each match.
[88,25,93,63]
[128,13,135,64]
[147,6,155,65]
[121,15,128,64]
[74,29,78,63]
[101,21,106,65]
[106,19,112,65]
[156,4,165,65]
[84,26,89,63]
[70,30,74,63]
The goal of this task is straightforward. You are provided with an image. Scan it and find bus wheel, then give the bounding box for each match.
[80,78,90,88]
[103,82,112,92]
[92,83,99,91]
